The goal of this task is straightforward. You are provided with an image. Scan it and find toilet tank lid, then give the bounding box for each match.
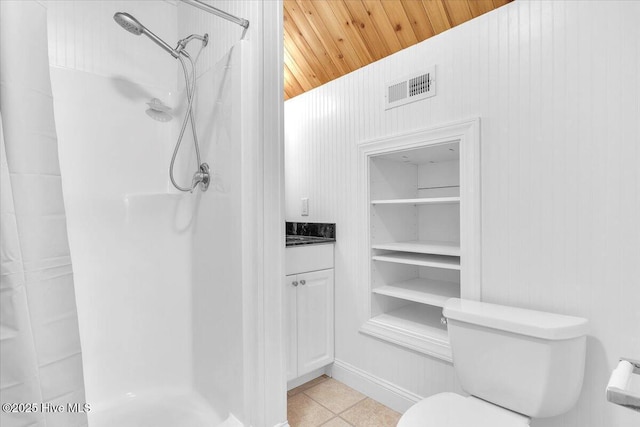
[443,298,589,340]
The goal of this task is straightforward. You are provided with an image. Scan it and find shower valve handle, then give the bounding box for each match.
[192,163,210,191]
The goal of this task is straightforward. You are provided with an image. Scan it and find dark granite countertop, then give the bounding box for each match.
[286,222,336,247]
[286,235,336,246]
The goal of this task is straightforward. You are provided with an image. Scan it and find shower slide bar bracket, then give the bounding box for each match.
[606,357,640,412]
[179,0,249,29]
[176,33,208,56]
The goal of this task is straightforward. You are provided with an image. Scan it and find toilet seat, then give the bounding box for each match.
[397,392,530,427]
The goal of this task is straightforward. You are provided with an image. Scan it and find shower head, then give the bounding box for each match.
[113,12,180,58]
[113,12,143,35]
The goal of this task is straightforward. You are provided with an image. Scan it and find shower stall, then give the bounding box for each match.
[0,1,285,426]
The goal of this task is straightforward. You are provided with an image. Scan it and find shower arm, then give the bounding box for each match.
[175,33,209,56]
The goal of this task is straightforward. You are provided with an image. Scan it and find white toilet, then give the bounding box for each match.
[398,298,589,426]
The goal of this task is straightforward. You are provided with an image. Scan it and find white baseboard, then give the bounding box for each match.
[287,365,331,390]
[331,359,423,413]
[273,422,289,427]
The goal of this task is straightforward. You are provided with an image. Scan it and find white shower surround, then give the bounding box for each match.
[47,0,284,426]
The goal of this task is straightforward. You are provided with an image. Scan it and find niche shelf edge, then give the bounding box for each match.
[360,305,452,362]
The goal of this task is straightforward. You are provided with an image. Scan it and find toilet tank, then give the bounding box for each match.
[443,298,589,418]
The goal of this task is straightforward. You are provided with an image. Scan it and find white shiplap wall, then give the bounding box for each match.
[46,0,177,91]
[284,1,640,426]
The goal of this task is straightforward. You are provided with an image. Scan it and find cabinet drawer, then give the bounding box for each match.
[286,244,334,275]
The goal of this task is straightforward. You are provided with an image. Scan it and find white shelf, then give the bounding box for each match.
[360,303,451,361]
[373,252,460,270]
[361,121,481,361]
[372,240,461,257]
[372,278,460,307]
[371,197,460,205]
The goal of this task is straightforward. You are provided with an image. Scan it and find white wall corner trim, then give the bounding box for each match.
[332,359,423,414]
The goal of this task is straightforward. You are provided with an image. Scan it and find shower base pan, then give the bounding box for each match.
[89,389,241,427]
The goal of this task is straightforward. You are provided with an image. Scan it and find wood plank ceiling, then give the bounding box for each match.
[284,0,513,99]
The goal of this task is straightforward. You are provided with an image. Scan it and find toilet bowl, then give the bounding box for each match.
[399,393,530,427]
[398,298,588,426]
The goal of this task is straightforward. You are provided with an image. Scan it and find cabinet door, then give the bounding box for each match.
[285,274,298,381]
[297,269,334,375]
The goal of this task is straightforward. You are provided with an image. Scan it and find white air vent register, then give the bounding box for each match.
[385,66,436,110]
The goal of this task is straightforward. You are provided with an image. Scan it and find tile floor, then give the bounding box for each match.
[287,375,402,427]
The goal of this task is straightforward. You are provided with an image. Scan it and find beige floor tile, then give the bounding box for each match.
[321,417,353,427]
[340,398,401,427]
[288,393,335,427]
[304,378,366,414]
[288,375,330,397]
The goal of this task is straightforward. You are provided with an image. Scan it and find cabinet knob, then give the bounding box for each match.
[292,281,299,287]
[300,279,306,285]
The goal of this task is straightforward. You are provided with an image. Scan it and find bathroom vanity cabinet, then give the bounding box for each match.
[285,244,334,384]
[358,120,481,362]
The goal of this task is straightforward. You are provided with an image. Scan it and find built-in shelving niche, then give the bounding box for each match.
[358,120,481,362]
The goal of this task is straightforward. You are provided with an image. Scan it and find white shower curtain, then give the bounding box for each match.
[0,1,88,427]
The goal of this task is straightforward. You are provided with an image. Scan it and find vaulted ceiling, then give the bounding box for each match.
[284,0,513,99]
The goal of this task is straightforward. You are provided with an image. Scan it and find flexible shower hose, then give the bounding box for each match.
[169,48,204,192]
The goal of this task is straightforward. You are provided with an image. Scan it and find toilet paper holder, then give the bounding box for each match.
[606,357,640,412]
